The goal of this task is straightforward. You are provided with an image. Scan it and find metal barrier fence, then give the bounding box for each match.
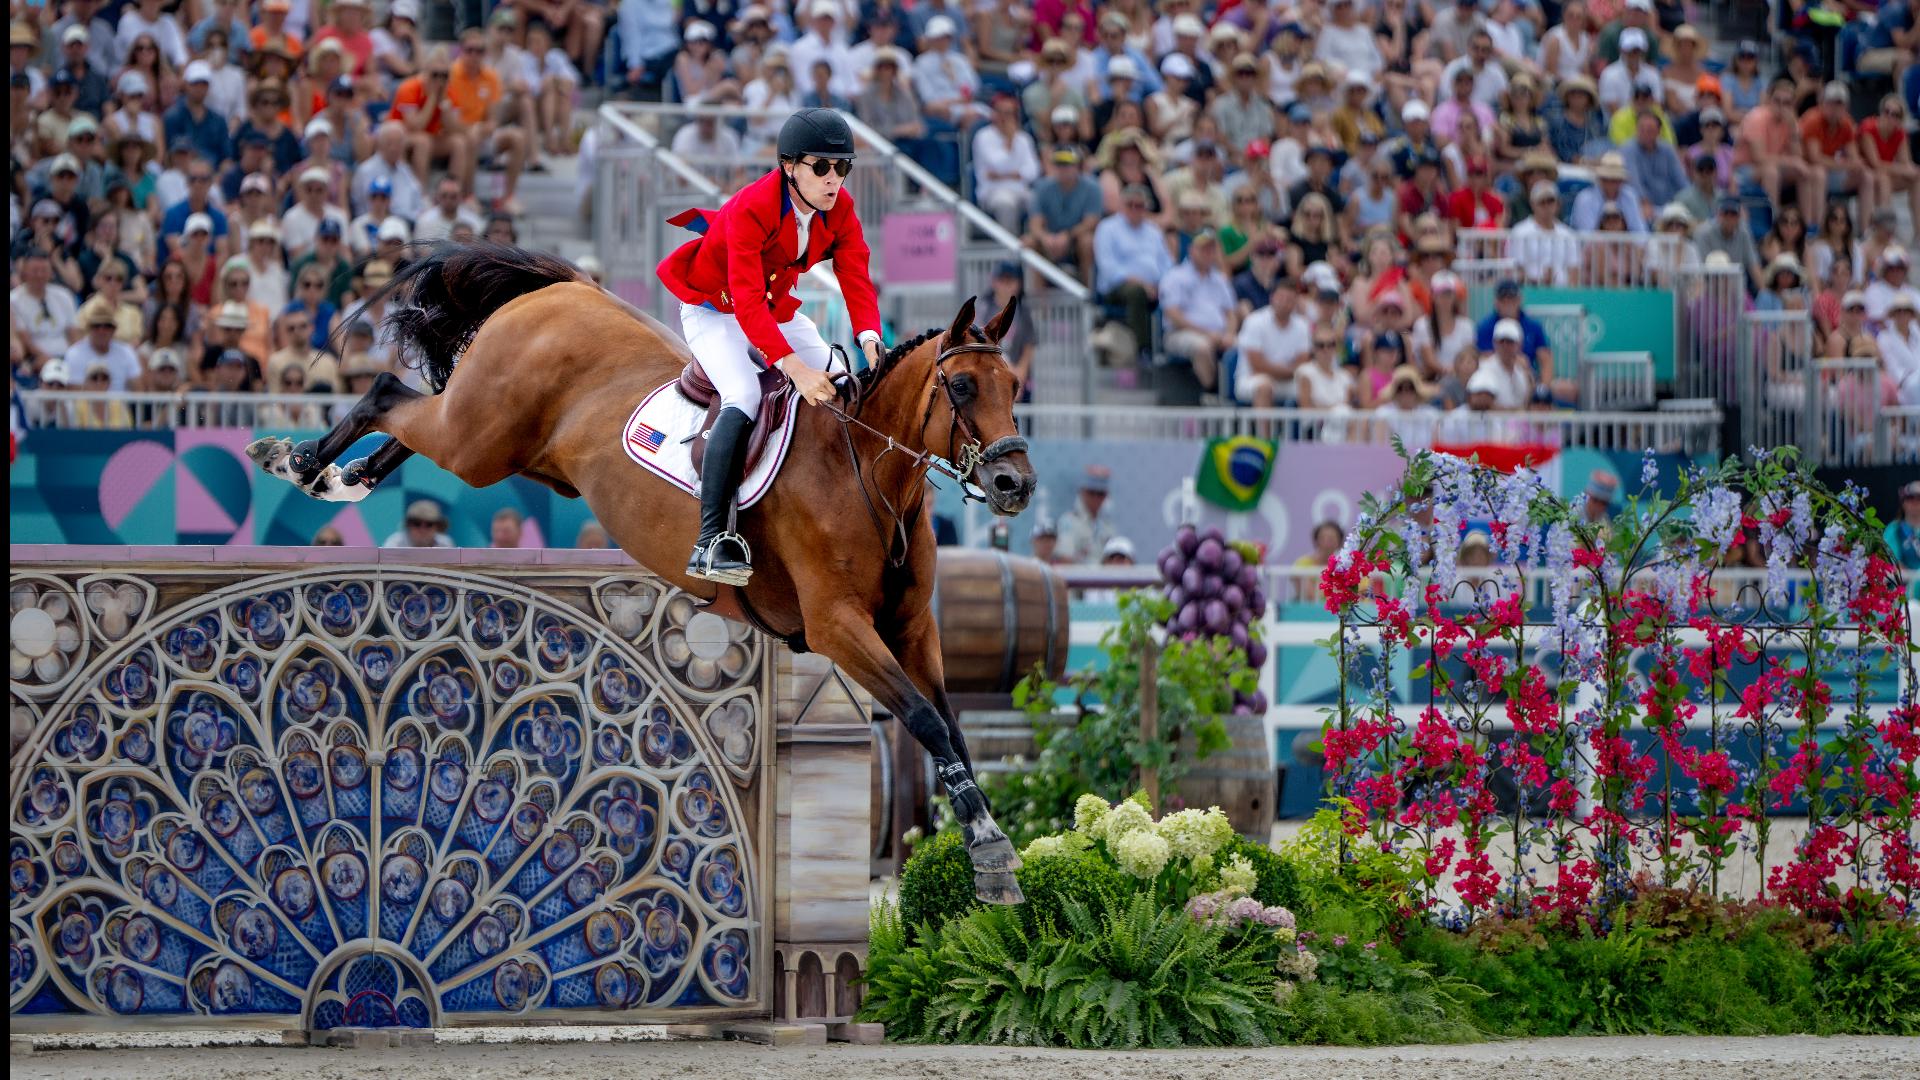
[593,103,1093,407]
[1674,262,1748,403]
[1582,351,1658,411]
[1457,229,1688,291]
[1735,310,1817,457]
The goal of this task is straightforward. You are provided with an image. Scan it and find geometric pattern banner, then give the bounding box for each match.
[9,559,772,1031]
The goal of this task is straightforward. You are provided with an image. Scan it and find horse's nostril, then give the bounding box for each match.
[993,472,1021,493]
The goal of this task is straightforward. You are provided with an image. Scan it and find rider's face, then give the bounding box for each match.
[787,156,847,208]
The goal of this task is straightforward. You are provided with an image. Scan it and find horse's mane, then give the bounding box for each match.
[859,326,945,388]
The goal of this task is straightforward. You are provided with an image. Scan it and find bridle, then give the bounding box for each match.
[823,335,1030,567]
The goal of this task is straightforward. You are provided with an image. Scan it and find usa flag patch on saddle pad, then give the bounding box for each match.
[620,383,799,509]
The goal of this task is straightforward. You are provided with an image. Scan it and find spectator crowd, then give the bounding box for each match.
[616,0,1920,414]
[10,0,610,422]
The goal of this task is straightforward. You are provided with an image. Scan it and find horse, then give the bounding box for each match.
[247,242,1038,904]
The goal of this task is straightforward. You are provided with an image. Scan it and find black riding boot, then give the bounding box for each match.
[686,406,756,585]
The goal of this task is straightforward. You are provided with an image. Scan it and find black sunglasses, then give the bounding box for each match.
[796,157,853,177]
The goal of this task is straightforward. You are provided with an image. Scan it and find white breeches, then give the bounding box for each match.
[679,303,834,421]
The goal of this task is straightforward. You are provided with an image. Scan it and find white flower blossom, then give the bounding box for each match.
[1114,828,1171,879]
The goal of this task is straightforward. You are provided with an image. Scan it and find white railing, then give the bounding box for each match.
[13,392,1717,453]
[1457,229,1691,291]
[1009,403,1723,454]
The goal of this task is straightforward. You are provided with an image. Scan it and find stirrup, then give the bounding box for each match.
[687,531,753,586]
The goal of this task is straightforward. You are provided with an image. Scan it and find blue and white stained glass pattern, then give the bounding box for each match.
[9,569,765,1030]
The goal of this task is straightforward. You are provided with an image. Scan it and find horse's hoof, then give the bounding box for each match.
[289,439,321,473]
[969,834,1023,874]
[341,458,372,488]
[246,437,291,469]
[973,872,1025,906]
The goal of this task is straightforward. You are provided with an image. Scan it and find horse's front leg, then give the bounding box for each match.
[809,605,1023,905]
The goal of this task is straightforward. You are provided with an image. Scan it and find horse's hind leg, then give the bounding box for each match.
[340,437,416,489]
[291,372,425,481]
[249,372,426,500]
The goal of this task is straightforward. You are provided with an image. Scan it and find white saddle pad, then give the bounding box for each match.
[621,383,798,509]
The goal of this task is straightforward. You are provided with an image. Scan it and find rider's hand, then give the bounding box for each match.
[861,336,883,368]
[778,356,837,406]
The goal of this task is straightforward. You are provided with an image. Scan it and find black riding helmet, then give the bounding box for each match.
[777,108,856,162]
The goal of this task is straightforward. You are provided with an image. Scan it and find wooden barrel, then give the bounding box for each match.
[957,710,1042,778]
[1175,715,1277,840]
[933,550,1070,694]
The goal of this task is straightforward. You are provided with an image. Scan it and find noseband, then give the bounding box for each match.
[824,335,1029,567]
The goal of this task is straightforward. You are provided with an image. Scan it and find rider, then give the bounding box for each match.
[656,107,886,585]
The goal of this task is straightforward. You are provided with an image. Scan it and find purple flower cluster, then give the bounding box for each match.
[1185,889,1296,931]
[1691,485,1743,554]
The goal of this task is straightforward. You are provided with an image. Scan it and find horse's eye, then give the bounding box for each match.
[949,373,976,400]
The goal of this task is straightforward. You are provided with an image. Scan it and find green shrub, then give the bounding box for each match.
[1218,835,1308,914]
[1015,852,1126,936]
[1813,922,1920,1035]
[1276,981,1484,1045]
[858,899,948,1037]
[897,830,977,936]
[883,894,1282,1048]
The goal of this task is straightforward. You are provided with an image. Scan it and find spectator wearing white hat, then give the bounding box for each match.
[159,153,229,262]
[290,116,351,209]
[789,1,860,100]
[54,23,110,114]
[908,0,972,49]
[1598,0,1664,65]
[49,5,117,76]
[1876,293,1920,404]
[241,218,290,314]
[1571,152,1648,233]
[280,165,351,260]
[195,24,249,121]
[1507,181,1581,285]
[1146,53,1199,144]
[1598,26,1662,113]
[854,46,931,158]
[1159,230,1240,394]
[1316,0,1387,83]
[115,0,188,69]
[1800,82,1872,229]
[1091,12,1163,100]
[1865,246,1920,327]
[163,58,230,165]
[911,15,985,185]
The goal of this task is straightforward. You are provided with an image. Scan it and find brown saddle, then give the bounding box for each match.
[677,356,795,475]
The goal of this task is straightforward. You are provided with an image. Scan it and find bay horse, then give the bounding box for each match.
[248,243,1036,904]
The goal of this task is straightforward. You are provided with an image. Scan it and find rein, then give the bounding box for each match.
[822,338,1030,568]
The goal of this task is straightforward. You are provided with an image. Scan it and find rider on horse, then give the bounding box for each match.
[656,107,886,586]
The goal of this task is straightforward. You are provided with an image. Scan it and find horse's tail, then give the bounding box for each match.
[369,241,584,393]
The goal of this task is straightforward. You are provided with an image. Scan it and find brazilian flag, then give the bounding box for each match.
[1195,436,1277,511]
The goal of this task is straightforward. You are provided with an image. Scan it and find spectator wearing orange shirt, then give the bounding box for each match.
[390,45,476,202]
[1737,75,1818,226]
[1799,82,1873,229]
[448,29,529,212]
[249,0,303,62]
[310,0,377,77]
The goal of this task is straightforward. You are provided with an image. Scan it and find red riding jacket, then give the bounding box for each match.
[656,169,883,367]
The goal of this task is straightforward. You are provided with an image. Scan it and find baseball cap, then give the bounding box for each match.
[1466,366,1503,396]
[377,216,412,243]
[240,172,272,195]
[149,348,184,372]
[1620,28,1649,52]
[1107,55,1139,81]
[67,114,98,139]
[1885,245,1910,266]
[184,211,214,235]
[1080,465,1112,492]
[61,25,88,45]
[1102,536,1136,560]
[31,198,62,221]
[1495,278,1523,297]
[329,74,355,97]
[1626,0,1654,10]
[1031,517,1058,539]
[361,260,395,286]
[391,0,421,18]
[1530,179,1560,203]
[1287,102,1312,124]
[183,60,213,84]
[298,165,330,187]
[1172,13,1205,37]
[1902,480,1920,498]
[1161,53,1196,80]
[1049,104,1077,125]
[316,218,343,239]
[1050,147,1081,166]
[923,14,956,37]
[49,153,81,177]
[1716,194,1743,213]
[1401,99,1431,123]
[215,348,250,367]
[1245,137,1271,160]
[1842,289,1867,309]
[304,116,334,141]
[369,175,394,196]
[247,218,280,240]
[406,499,446,524]
[1430,270,1462,294]
[1891,293,1917,314]
[39,360,72,385]
[1822,82,1849,104]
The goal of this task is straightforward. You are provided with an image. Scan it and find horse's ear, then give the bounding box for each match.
[946,296,977,347]
[983,293,1019,344]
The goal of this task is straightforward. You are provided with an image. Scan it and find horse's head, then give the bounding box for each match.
[926,296,1036,516]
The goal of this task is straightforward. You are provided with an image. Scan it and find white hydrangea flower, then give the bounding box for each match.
[1073,793,1111,833]
[1021,835,1068,861]
[1155,808,1219,860]
[1113,828,1171,879]
[1218,853,1258,897]
[1095,797,1153,846]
